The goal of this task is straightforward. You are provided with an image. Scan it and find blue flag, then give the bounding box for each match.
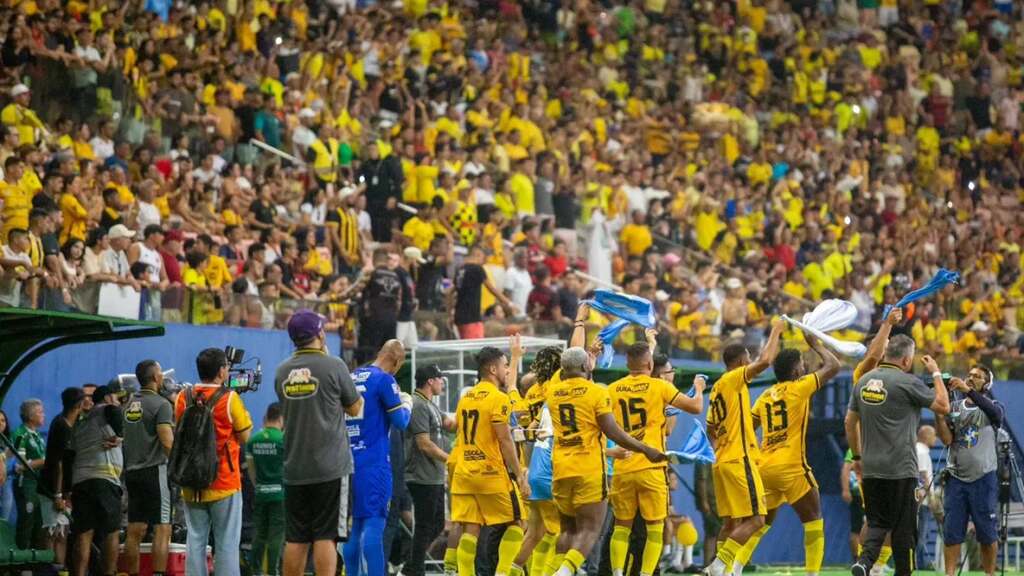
[883,268,960,320]
[667,422,715,465]
[584,290,656,367]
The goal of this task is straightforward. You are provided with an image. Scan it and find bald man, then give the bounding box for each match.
[344,340,414,576]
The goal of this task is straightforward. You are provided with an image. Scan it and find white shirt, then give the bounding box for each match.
[357,210,372,234]
[137,201,162,230]
[503,266,533,315]
[916,441,933,488]
[90,136,114,161]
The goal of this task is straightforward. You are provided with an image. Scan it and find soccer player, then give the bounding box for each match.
[608,333,705,576]
[735,332,840,576]
[851,308,902,573]
[702,317,784,576]
[450,344,530,576]
[547,346,666,576]
[343,340,412,576]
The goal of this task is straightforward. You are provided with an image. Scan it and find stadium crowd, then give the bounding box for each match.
[0,0,1022,372]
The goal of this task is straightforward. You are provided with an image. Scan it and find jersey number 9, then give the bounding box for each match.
[558,404,579,434]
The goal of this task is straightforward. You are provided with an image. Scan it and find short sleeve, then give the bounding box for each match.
[657,378,680,407]
[156,398,174,427]
[337,361,361,408]
[906,377,936,409]
[593,385,612,417]
[245,437,254,457]
[174,392,185,422]
[491,393,512,424]
[409,402,431,436]
[794,373,821,399]
[228,392,253,433]
[848,384,861,413]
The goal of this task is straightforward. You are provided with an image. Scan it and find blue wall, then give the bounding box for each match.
[3,323,340,429]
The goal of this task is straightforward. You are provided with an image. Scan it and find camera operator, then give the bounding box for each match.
[275,309,363,576]
[935,367,1004,576]
[845,335,950,576]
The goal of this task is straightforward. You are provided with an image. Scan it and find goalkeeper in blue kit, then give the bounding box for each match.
[342,341,413,576]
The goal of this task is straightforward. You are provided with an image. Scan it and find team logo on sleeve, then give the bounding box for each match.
[283,368,319,399]
[860,379,887,405]
[124,400,143,423]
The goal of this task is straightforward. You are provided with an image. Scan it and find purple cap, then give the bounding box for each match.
[288,309,326,342]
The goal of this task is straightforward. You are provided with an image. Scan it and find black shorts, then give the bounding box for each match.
[285,476,349,544]
[71,479,122,536]
[125,464,172,525]
[850,488,865,534]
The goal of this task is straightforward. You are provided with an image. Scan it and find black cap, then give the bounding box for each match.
[415,365,443,387]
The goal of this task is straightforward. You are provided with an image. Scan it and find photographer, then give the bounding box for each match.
[935,367,1004,576]
[275,309,363,576]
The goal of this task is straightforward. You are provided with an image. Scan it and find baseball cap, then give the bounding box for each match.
[288,308,326,342]
[725,277,742,290]
[107,224,137,240]
[404,246,427,264]
[416,365,443,386]
[298,108,316,119]
[10,84,29,98]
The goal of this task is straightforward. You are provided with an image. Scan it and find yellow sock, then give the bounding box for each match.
[610,525,631,575]
[717,538,742,567]
[531,534,557,576]
[457,533,478,576]
[641,522,664,576]
[735,525,768,567]
[803,519,825,573]
[545,552,565,576]
[558,549,586,576]
[445,547,458,572]
[876,545,892,567]
[496,525,525,576]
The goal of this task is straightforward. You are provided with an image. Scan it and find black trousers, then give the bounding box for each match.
[859,477,919,576]
[405,483,446,576]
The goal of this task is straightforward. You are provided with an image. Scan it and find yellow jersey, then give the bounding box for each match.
[852,359,874,384]
[608,374,679,474]
[546,376,611,480]
[751,374,820,467]
[706,366,761,463]
[450,381,514,494]
[521,370,561,430]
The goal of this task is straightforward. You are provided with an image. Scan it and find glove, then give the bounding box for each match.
[399,391,413,412]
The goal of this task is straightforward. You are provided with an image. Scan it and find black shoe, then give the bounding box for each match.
[852,562,869,576]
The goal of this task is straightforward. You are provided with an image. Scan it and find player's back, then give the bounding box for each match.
[546,375,611,480]
[450,380,513,494]
[608,374,679,474]
[752,373,820,467]
[348,365,402,469]
[706,366,761,464]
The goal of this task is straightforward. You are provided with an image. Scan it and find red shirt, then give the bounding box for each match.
[544,255,568,278]
[160,248,182,284]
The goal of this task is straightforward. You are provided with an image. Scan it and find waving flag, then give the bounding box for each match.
[584,290,656,367]
[883,268,960,320]
[781,299,867,358]
[667,422,715,465]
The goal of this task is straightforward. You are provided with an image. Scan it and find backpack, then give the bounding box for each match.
[168,385,230,496]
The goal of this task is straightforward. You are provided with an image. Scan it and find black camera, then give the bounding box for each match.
[225,346,262,393]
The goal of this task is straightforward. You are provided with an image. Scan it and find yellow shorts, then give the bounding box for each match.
[712,458,767,519]
[530,499,562,534]
[761,462,818,510]
[552,475,607,516]
[451,486,523,526]
[610,469,669,522]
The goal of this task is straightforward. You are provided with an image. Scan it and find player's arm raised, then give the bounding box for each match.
[806,332,841,383]
[669,374,705,415]
[570,303,590,348]
[746,317,785,380]
[597,413,665,463]
[859,307,902,378]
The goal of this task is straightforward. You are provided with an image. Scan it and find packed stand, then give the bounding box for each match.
[0,0,1021,372]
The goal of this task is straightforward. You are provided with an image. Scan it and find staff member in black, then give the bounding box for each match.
[846,335,950,576]
[358,247,401,364]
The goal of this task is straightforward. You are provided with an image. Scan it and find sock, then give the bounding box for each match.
[641,522,664,576]
[342,517,364,576]
[545,553,565,576]
[716,538,742,567]
[733,525,768,574]
[531,534,557,576]
[555,549,585,576]
[610,525,632,576]
[496,526,525,576]
[444,547,458,573]
[509,564,525,576]
[803,519,825,574]
[876,545,892,567]
[361,516,387,576]
[682,545,692,568]
[457,533,478,576]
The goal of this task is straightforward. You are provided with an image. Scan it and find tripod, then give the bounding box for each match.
[998,433,1024,576]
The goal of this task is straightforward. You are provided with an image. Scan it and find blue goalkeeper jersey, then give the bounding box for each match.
[348,365,406,470]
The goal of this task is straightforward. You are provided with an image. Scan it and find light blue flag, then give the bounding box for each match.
[667,422,715,465]
[584,290,656,367]
[883,268,960,320]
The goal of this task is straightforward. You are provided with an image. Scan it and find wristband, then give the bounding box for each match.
[932,372,943,380]
[851,454,861,461]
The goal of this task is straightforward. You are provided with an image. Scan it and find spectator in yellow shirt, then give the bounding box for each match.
[0,85,45,146]
[195,234,233,289]
[620,210,653,257]
[0,156,30,243]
